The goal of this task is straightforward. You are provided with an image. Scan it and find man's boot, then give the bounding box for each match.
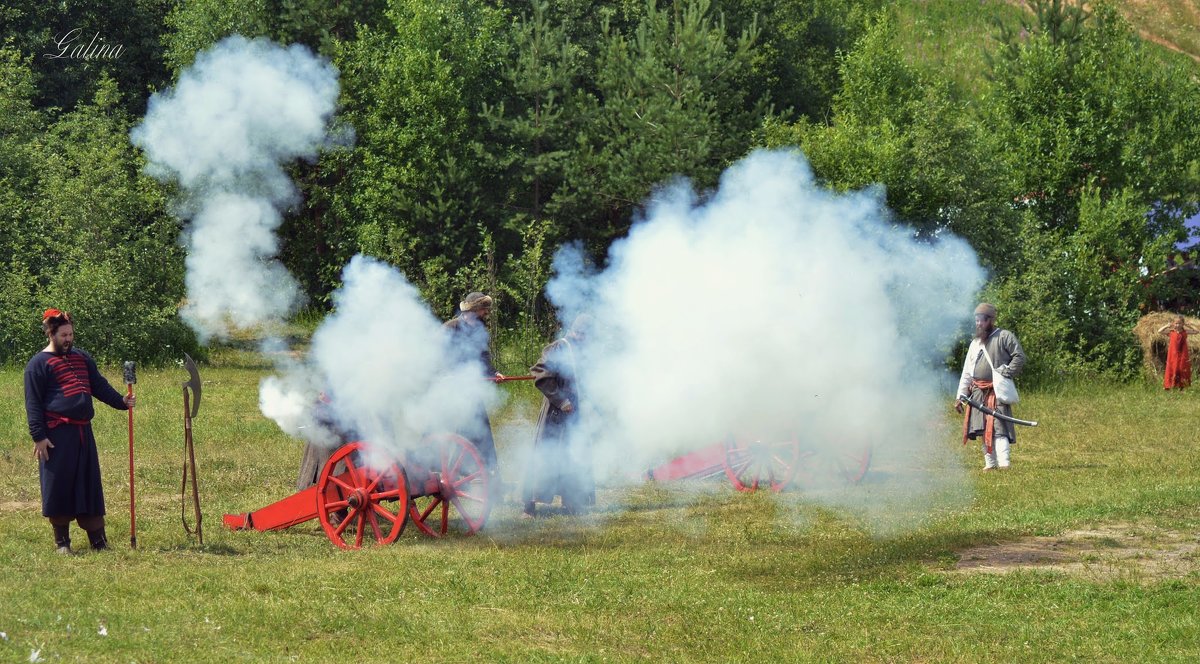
[53,524,73,555]
[86,527,109,551]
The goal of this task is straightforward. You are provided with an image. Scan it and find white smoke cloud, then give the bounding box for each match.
[258,354,338,448]
[130,35,342,341]
[129,35,498,504]
[544,149,984,533]
[261,256,497,464]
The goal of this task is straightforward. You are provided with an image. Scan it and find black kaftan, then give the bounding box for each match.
[24,349,127,517]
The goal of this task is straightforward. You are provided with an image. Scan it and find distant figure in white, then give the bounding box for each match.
[955,303,1027,470]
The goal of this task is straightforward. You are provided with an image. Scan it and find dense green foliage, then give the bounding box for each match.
[2,0,1199,381]
[0,52,192,364]
[767,0,1200,381]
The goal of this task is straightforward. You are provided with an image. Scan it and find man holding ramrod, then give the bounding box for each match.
[25,309,135,554]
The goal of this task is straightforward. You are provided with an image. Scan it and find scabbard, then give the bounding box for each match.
[958,396,1039,427]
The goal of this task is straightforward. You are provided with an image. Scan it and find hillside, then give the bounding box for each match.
[892,0,1200,97]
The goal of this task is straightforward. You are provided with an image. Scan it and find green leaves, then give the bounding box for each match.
[0,65,192,364]
[332,0,507,280]
[979,1,1200,380]
[763,15,1018,273]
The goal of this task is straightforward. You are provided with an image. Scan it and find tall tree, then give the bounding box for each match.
[983,0,1200,379]
[483,0,588,238]
[763,14,1017,273]
[985,0,1200,232]
[563,0,764,246]
[331,0,509,309]
[0,49,48,357]
[0,71,193,363]
[163,0,387,71]
[162,0,390,308]
[0,0,174,115]
[719,0,875,121]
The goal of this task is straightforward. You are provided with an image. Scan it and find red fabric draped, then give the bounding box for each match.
[1164,331,1192,390]
[962,379,996,454]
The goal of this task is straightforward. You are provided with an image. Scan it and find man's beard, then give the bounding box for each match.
[52,341,72,354]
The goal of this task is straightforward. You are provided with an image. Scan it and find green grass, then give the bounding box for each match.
[893,0,1027,98]
[892,0,1200,98]
[1119,0,1200,65]
[3,351,1200,662]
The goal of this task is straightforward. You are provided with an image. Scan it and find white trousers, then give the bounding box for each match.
[983,435,1011,469]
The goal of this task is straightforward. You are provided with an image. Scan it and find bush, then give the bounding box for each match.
[988,187,1157,384]
[0,73,197,365]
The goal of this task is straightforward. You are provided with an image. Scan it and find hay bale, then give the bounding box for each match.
[1133,311,1200,379]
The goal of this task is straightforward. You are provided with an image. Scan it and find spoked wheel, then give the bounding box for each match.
[407,433,492,537]
[722,434,801,493]
[316,442,410,549]
[794,443,872,487]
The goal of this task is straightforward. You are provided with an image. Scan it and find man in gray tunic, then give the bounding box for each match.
[522,314,593,517]
[954,303,1027,470]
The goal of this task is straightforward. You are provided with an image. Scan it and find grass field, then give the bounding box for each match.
[893,0,1200,99]
[3,349,1200,662]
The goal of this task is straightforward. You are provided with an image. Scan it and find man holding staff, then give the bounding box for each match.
[24,309,135,554]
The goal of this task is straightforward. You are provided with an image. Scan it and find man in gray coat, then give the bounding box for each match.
[443,292,502,472]
[522,314,593,517]
[954,303,1026,470]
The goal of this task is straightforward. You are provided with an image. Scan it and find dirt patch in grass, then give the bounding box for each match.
[952,523,1200,580]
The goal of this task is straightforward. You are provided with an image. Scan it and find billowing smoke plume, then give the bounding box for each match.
[259,256,497,463]
[130,36,493,467]
[130,36,341,341]
[545,149,985,532]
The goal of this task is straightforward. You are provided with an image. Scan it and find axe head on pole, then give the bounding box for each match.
[183,353,202,419]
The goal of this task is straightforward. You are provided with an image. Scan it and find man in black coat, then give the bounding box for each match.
[24,309,135,554]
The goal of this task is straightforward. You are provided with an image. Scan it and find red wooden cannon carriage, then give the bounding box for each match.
[646,434,872,493]
[223,432,491,549]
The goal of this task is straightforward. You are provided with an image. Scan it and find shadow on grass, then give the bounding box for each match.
[716,524,1034,591]
[590,495,714,515]
[155,541,245,556]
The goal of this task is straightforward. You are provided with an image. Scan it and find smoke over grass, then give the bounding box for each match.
[304,256,496,457]
[130,35,341,342]
[546,149,985,533]
[257,256,498,463]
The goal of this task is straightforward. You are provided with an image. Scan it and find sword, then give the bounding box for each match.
[958,395,1039,427]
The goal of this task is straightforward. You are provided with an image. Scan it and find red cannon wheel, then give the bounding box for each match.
[794,443,872,487]
[722,434,801,493]
[316,442,410,549]
[407,433,492,537]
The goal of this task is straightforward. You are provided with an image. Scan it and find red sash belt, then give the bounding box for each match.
[961,379,996,454]
[45,411,90,429]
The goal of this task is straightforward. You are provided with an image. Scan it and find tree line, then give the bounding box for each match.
[1,0,1198,382]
